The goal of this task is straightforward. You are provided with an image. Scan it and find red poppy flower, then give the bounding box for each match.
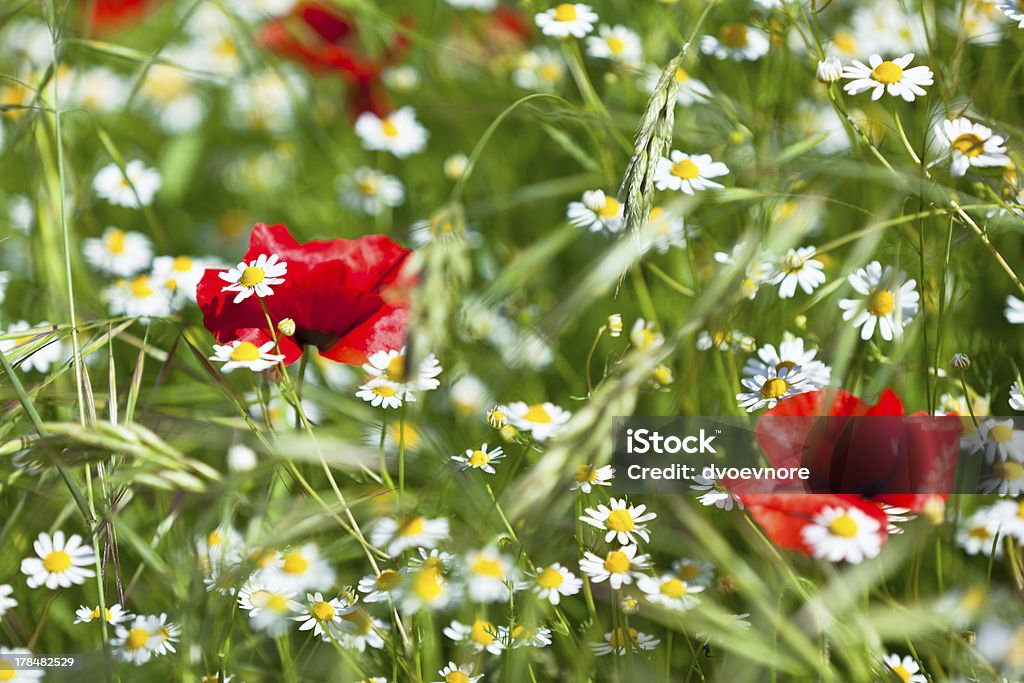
[197,223,414,367]
[87,0,159,33]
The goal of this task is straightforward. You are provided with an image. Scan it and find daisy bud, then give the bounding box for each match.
[277,318,296,337]
[652,364,674,386]
[951,353,971,371]
[227,444,258,472]
[717,575,738,594]
[444,153,469,180]
[608,313,623,337]
[487,407,507,429]
[499,424,518,442]
[620,595,640,615]
[815,56,843,84]
[793,314,807,329]
[960,630,977,646]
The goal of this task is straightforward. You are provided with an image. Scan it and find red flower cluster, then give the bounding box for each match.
[197,223,414,367]
[87,0,159,33]
[738,388,962,560]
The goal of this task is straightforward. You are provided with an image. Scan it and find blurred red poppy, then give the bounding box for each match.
[197,223,414,367]
[88,0,159,33]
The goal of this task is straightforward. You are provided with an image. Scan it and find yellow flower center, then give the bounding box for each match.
[968,525,992,540]
[0,665,14,682]
[608,627,638,647]
[995,461,1024,481]
[677,564,701,581]
[106,228,127,254]
[266,594,289,612]
[208,530,222,546]
[539,63,563,81]
[523,403,552,423]
[675,67,690,83]
[173,255,193,272]
[472,557,505,579]
[377,569,404,590]
[606,36,625,54]
[537,566,564,589]
[892,665,912,683]
[553,3,577,21]
[598,196,621,218]
[604,550,631,574]
[606,509,635,532]
[239,266,266,287]
[381,118,400,138]
[373,385,399,398]
[760,377,789,399]
[398,516,425,536]
[385,354,406,381]
[357,176,380,196]
[311,601,335,621]
[871,60,904,85]
[43,550,72,573]
[411,568,443,600]
[130,275,155,298]
[720,23,749,48]
[660,578,688,599]
[125,628,150,651]
[468,449,490,467]
[868,289,895,316]
[446,672,469,683]
[952,133,984,158]
[1019,502,1024,520]
[90,607,112,621]
[989,423,1014,443]
[671,159,701,180]
[388,422,421,449]
[828,514,859,538]
[229,341,261,362]
[470,619,497,645]
[282,551,309,575]
[575,464,598,483]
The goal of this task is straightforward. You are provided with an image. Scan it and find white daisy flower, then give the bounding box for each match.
[988,499,1024,544]
[210,340,285,373]
[293,592,354,640]
[357,569,405,603]
[218,253,287,304]
[591,628,660,656]
[1006,295,1024,323]
[104,275,174,320]
[714,242,775,299]
[956,509,1003,557]
[356,380,409,409]
[840,4,928,57]
[566,190,623,234]
[434,662,482,683]
[671,558,715,587]
[237,582,300,637]
[689,475,743,510]
[226,443,258,472]
[744,336,831,391]
[512,47,566,91]
[74,603,131,625]
[571,463,615,493]
[83,227,153,277]
[936,392,968,416]
[700,23,770,61]
[145,613,179,656]
[500,624,553,649]
[399,563,455,613]
[444,619,505,654]
[934,117,1010,177]
[20,531,95,589]
[3,19,52,68]
[963,419,1024,462]
[816,55,843,83]
[260,543,336,594]
[371,516,450,557]
[645,64,711,106]
[637,573,704,611]
[137,61,207,134]
[151,255,205,305]
[464,547,514,603]
[449,374,490,417]
[500,401,572,441]
[801,506,883,564]
[770,246,826,298]
[362,347,443,396]
[0,584,17,618]
[996,0,1024,27]
[653,150,729,194]
[0,321,63,373]
[1010,381,1024,411]
[110,614,173,664]
[842,53,934,101]
[530,563,582,605]
[0,647,43,680]
[228,69,305,133]
[980,459,1024,496]
[641,206,696,254]
[452,443,505,474]
[630,318,664,351]
[736,364,806,412]
[60,67,130,113]
[585,24,642,65]
[535,3,598,38]
[580,497,657,545]
[338,167,405,216]
[882,653,926,683]
[354,107,428,158]
[579,545,650,590]
[93,160,162,208]
[838,261,919,341]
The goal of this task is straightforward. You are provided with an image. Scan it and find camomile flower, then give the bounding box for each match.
[714,242,775,299]
[936,392,968,416]
[801,506,882,564]
[362,347,443,396]
[0,584,17,617]
[654,150,729,194]
[334,607,387,651]
[580,497,657,545]
[228,69,305,133]
[1,321,63,373]
[434,662,482,683]
[964,419,1024,462]
[293,592,354,640]
[579,545,650,589]
[145,613,179,657]
[151,255,205,305]
[218,253,288,304]
[1010,381,1024,411]
[74,603,131,625]
[700,23,770,61]
[571,464,615,493]
[355,107,428,158]
[566,190,623,234]
[530,563,582,605]
[689,475,743,511]
[0,647,43,681]
[357,569,405,603]
[1006,295,1024,323]
[637,574,705,611]
[842,53,934,101]
[980,459,1024,496]
[736,365,806,412]
[988,499,1024,543]
[934,117,1010,176]
[645,64,711,106]
[400,563,455,613]
[449,374,490,417]
[642,206,695,254]
[356,380,409,409]
[882,653,927,683]
[585,24,642,65]
[838,261,919,341]
[671,558,715,587]
[260,543,336,593]
[110,616,161,665]
[816,56,843,83]
[452,443,505,474]
[956,509,1002,557]
[93,160,162,208]
[535,3,598,39]
[464,547,514,603]
[444,619,505,654]
[500,624,553,649]
[137,61,207,134]
[210,340,285,373]
[996,0,1024,27]
[60,67,130,113]
[744,336,831,391]
[591,628,660,656]
[371,516,450,557]
[770,246,826,298]
[20,530,95,589]
[338,167,405,216]
[105,275,174,319]
[83,227,153,277]
[500,401,572,441]
[237,582,300,636]
[512,47,566,91]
